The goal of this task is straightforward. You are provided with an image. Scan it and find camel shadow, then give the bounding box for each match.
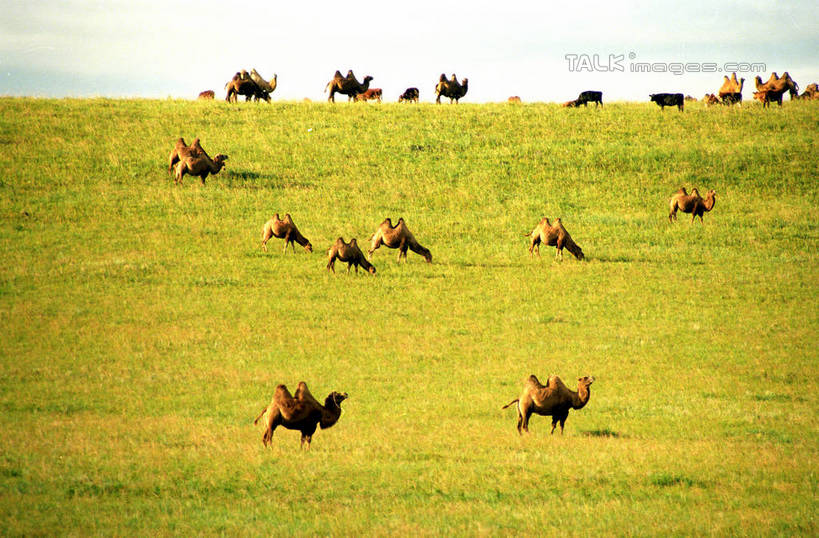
[581,428,622,438]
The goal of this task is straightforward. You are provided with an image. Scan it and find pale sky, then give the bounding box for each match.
[1,0,817,102]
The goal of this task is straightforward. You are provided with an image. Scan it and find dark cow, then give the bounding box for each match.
[649,93,684,111]
[399,87,419,103]
[575,90,603,107]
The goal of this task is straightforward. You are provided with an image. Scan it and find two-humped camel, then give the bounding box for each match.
[368,217,432,263]
[503,374,595,435]
[254,382,348,449]
[668,187,716,223]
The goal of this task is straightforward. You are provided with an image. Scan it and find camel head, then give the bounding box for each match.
[366,265,376,274]
[214,154,228,167]
[303,241,313,253]
[578,376,595,389]
[326,391,348,407]
[363,76,374,84]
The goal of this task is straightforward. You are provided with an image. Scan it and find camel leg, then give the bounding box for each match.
[550,418,558,435]
[368,237,382,259]
[263,412,282,446]
[300,434,312,450]
[327,257,336,273]
[261,239,268,252]
[522,409,533,433]
[559,416,567,434]
[516,409,524,435]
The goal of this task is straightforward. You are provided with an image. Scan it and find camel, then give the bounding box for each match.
[198,90,215,100]
[327,237,376,274]
[225,70,271,102]
[754,72,799,99]
[503,374,595,435]
[435,74,469,104]
[250,69,277,94]
[254,382,348,449]
[525,217,585,261]
[797,83,819,100]
[167,137,204,174]
[368,217,432,263]
[668,187,716,223]
[173,150,228,185]
[325,70,373,102]
[261,213,312,253]
[718,72,745,98]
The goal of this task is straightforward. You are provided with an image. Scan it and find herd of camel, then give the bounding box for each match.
[205,68,467,104]
[174,72,728,448]
[163,138,713,448]
[199,68,818,108]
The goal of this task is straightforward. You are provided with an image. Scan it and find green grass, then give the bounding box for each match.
[1,97,818,535]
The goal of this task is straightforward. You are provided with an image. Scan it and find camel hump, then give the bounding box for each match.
[526,374,545,388]
[545,374,567,389]
[350,238,357,246]
[273,383,294,404]
[284,213,293,223]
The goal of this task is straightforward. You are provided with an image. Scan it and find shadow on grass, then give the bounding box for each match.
[581,428,622,438]
[449,261,521,269]
[223,170,313,190]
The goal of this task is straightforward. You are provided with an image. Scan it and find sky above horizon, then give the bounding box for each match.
[1,0,817,102]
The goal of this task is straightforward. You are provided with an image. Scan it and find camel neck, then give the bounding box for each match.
[572,386,590,409]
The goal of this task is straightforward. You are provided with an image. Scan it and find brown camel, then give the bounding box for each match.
[368,217,432,263]
[435,73,469,104]
[754,72,799,99]
[327,237,376,274]
[254,382,348,449]
[168,137,204,174]
[503,374,595,435]
[261,213,312,253]
[225,70,270,103]
[325,70,373,102]
[668,187,716,223]
[173,150,227,185]
[718,72,745,98]
[526,217,585,261]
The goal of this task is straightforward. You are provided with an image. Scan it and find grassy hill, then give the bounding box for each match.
[1,97,817,535]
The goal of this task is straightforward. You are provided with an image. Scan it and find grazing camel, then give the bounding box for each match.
[503,374,595,435]
[254,382,348,449]
[327,237,376,274]
[198,90,215,100]
[261,213,313,253]
[668,187,717,223]
[173,151,228,185]
[325,70,373,102]
[525,217,585,261]
[368,217,432,263]
[168,137,204,175]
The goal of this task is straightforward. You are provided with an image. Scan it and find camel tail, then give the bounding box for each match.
[253,407,267,425]
[502,398,519,410]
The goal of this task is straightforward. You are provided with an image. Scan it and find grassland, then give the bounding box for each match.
[0,96,817,535]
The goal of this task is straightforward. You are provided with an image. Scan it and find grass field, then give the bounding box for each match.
[1,97,818,535]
